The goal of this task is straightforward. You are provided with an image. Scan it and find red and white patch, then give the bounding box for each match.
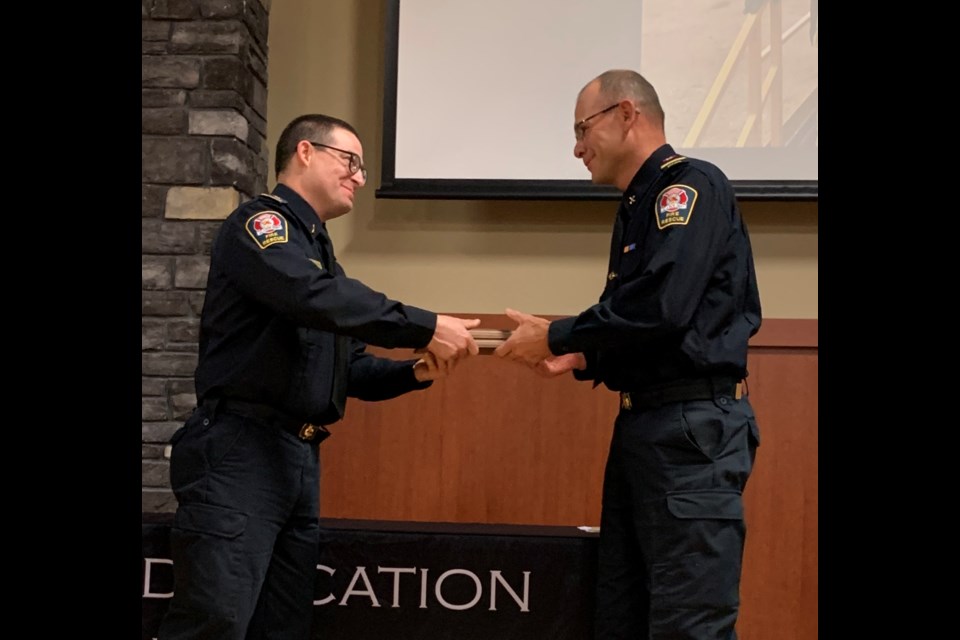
[245,211,289,249]
[654,184,698,230]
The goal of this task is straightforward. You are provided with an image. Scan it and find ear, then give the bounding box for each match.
[295,140,315,167]
[618,99,639,124]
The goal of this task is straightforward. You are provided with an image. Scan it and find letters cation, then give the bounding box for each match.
[316,565,531,612]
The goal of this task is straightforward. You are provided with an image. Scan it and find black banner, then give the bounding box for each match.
[142,514,599,640]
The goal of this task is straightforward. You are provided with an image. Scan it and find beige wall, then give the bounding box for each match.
[266,0,817,319]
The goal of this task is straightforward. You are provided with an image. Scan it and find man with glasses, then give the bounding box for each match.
[496,70,762,638]
[158,113,480,640]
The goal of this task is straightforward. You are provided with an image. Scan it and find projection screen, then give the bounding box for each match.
[377,0,818,201]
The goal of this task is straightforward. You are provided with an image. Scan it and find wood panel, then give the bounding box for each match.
[737,348,818,640]
[319,317,817,640]
[320,351,618,526]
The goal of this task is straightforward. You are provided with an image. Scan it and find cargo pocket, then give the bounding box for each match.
[666,489,743,520]
[169,503,248,620]
[651,490,744,611]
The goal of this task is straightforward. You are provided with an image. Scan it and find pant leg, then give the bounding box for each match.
[158,410,319,640]
[594,413,650,639]
[245,441,321,640]
[595,395,759,640]
[642,396,758,639]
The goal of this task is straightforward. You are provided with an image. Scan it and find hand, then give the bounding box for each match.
[413,351,454,382]
[534,353,586,378]
[426,315,480,364]
[494,308,552,366]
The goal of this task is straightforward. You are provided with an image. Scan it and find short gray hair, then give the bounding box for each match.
[589,69,665,129]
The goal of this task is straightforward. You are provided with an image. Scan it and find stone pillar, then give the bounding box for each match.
[141,0,272,512]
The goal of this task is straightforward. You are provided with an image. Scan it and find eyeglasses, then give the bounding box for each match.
[574,103,619,141]
[309,142,368,181]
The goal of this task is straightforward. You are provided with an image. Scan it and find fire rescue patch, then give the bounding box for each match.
[654,185,698,230]
[245,211,289,249]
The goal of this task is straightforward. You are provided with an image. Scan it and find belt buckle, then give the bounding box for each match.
[298,423,317,441]
[620,392,632,410]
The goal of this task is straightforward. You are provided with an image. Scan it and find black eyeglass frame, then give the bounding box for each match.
[308,142,368,181]
[573,103,621,141]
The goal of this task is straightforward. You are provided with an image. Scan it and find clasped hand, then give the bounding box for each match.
[494,308,585,377]
[415,315,481,381]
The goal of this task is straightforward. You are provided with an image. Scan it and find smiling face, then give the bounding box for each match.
[305,126,367,221]
[572,81,623,187]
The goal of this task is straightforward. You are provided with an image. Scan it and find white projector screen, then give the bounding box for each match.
[377,0,818,200]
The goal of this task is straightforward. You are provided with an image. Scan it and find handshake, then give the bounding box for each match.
[413,309,586,382]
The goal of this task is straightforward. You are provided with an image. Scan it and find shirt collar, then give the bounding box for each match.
[621,143,679,209]
[271,183,326,239]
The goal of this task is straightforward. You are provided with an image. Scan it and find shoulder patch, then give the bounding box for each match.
[654,185,698,230]
[660,155,687,170]
[260,193,287,204]
[245,211,289,249]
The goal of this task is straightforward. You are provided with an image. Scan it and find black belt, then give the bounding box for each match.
[619,376,746,411]
[202,398,330,444]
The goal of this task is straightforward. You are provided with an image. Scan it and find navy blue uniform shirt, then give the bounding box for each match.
[547,144,762,391]
[195,183,437,424]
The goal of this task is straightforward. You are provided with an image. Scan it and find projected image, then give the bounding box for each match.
[644,0,818,179]
[382,0,818,198]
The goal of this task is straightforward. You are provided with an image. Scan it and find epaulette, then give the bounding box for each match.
[660,155,687,171]
[260,192,288,204]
